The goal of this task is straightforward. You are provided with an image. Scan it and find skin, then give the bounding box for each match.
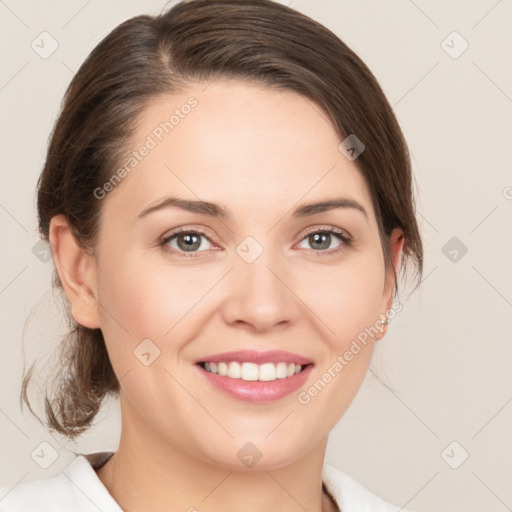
[50,80,404,512]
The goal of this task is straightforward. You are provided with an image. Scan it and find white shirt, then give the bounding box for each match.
[0,452,413,511]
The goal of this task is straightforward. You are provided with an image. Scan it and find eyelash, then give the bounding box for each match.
[159,226,352,258]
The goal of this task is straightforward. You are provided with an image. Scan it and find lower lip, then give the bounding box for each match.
[196,364,313,403]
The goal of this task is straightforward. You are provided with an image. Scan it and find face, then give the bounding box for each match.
[90,80,401,470]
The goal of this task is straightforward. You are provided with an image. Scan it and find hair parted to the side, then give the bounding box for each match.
[22,0,423,439]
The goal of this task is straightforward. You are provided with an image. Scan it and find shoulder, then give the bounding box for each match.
[1,454,412,512]
[0,452,120,512]
[322,462,415,512]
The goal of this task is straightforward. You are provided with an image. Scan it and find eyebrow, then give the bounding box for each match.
[138,196,368,221]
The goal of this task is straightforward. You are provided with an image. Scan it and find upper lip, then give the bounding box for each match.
[195,350,313,366]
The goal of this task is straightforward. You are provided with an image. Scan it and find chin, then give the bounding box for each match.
[196,435,312,472]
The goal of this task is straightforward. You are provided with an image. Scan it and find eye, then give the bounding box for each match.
[297,227,351,255]
[160,226,352,258]
[160,228,214,257]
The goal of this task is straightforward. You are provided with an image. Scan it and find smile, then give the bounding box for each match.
[199,361,304,382]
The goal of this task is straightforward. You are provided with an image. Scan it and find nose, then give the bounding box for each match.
[221,248,300,333]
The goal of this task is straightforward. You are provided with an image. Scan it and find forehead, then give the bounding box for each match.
[104,80,376,226]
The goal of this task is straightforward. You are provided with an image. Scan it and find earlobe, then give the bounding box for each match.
[48,215,101,329]
[385,227,405,304]
[376,227,405,341]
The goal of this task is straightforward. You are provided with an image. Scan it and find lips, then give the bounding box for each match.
[194,349,313,366]
[194,350,314,402]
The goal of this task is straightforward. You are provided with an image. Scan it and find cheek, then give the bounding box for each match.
[97,241,387,357]
[96,251,202,337]
[301,250,387,343]
[95,248,223,383]
[94,252,198,412]
[293,250,386,414]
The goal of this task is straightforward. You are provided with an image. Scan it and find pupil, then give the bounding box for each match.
[310,233,330,250]
[179,233,201,251]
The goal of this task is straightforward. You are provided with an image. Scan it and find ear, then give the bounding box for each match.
[375,227,405,341]
[48,214,101,329]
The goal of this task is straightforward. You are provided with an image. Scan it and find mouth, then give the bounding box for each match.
[197,360,312,382]
[194,350,314,403]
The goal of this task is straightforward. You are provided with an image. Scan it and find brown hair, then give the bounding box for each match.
[22,0,423,439]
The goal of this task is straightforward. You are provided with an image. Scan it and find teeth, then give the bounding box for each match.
[276,362,288,378]
[227,361,241,379]
[202,361,304,381]
[218,362,228,376]
[258,363,276,381]
[241,362,259,381]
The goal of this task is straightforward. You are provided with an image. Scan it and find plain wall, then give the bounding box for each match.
[1,1,511,511]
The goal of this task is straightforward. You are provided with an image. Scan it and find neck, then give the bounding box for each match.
[96,397,337,512]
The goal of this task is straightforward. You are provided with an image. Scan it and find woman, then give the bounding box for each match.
[1,0,423,510]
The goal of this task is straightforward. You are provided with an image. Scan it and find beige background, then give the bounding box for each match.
[1,1,511,511]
